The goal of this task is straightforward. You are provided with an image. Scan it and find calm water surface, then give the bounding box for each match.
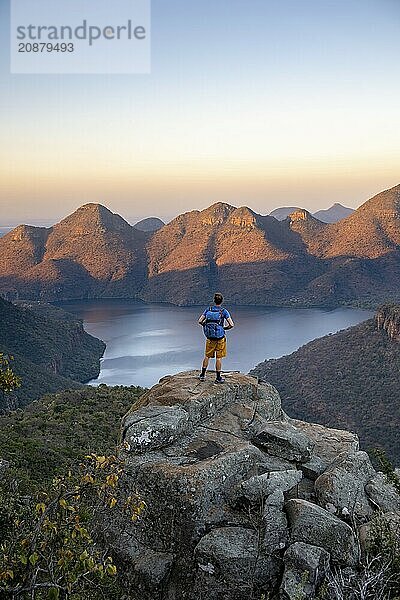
[59,300,372,388]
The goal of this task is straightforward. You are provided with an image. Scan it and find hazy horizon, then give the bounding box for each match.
[1,0,399,224]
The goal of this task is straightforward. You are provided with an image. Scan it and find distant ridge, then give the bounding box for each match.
[134,217,165,232]
[269,206,302,221]
[0,203,147,301]
[0,227,12,238]
[0,184,399,307]
[270,203,354,223]
[314,203,355,223]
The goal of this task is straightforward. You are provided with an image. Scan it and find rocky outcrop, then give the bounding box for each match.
[315,451,376,519]
[285,499,359,566]
[376,304,400,341]
[250,316,400,464]
[105,371,400,599]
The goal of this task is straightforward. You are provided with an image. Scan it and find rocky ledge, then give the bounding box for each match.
[108,371,400,600]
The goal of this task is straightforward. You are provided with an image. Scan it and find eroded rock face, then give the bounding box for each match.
[252,421,314,462]
[107,371,399,600]
[193,526,281,599]
[376,304,400,341]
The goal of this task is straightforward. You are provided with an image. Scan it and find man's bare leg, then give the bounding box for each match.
[202,356,210,370]
[215,357,224,383]
[199,356,209,381]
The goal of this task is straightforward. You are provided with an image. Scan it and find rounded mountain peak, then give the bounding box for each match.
[357,183,400,217]
[55,203,132,233]
[7,223,50,242]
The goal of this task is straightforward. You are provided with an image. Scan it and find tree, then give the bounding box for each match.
[0,353,21,411]
[0,450,144,599]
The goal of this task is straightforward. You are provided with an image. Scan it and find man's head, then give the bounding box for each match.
[214,292,223,306]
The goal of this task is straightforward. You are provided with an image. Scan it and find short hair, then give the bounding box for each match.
[214,292,223,305]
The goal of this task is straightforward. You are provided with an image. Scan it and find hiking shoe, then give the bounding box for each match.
[199,374,206,382]
[215,377,225,384]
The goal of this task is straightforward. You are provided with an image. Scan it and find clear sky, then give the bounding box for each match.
[0,0,399,226]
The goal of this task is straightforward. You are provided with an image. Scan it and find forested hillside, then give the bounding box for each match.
[251,308,400,463]
[0,298,105,410]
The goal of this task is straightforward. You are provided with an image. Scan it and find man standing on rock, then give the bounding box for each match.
[198,292,234,384]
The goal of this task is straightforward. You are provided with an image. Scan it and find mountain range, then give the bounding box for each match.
[0,184,399,307]
[269,203,354,223]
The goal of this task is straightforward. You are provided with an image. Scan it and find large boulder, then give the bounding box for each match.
[252,421,314,463]
[292,420,359,463]
[124,405,189,452]
[262,490,289,553]
[240,469,302,503]
[315,451,375,519]
[104,371,391,599]
[193,526,281,599]
[365,472,400,513]
[280,542,330,599]
[285,499,359,566]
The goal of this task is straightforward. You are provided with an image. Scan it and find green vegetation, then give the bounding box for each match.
[0,384,144,488]
[0,452,144,599]
[0,376,145,598]
[0,350,83,413]
[251,317,400,463]
[371,448,400,496]
[0,354,21,395]
[322,513,400,599]
[0,298,105,410]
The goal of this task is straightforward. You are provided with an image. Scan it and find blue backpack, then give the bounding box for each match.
[203,306,225,340]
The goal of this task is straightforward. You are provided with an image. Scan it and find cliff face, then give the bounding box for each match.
[106,371,400,600]
[376,304,400,341]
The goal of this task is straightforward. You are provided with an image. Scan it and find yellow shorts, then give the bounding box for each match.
[205,337,227,358]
